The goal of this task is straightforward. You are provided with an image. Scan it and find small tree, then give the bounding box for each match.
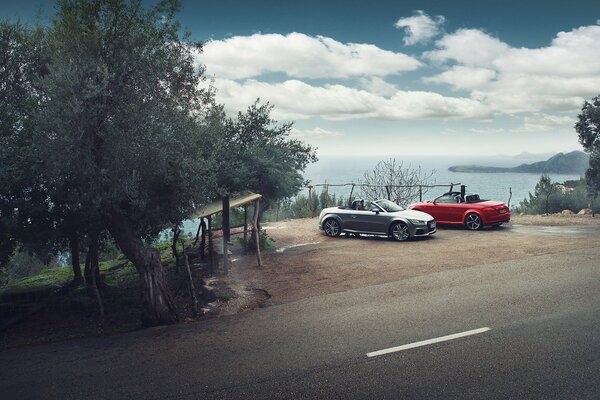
[575,95,600,203]
[359,159,435,207]
[535,175,557,214]
[206,101,317,210]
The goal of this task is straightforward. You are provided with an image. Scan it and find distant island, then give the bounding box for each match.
[448,151,589,175]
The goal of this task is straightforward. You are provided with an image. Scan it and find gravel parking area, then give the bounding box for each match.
[225,215,600,305]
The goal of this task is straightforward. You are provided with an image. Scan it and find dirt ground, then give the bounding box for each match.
[2,214,599,348]
[224,214,600,305]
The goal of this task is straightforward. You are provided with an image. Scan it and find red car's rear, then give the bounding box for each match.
[409,192,510,230]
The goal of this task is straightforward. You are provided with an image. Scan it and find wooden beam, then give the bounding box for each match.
[200,218,206,261]
[222,195,230,275]
[208,215,213,274]
[182,244,199,317]
[243,205,248,251]
[253,199,263,267]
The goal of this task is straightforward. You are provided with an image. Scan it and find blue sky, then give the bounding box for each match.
[3,0,600,157]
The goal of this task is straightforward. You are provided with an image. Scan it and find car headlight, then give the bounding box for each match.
[408,219,426,225]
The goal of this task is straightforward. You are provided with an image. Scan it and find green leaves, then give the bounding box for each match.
[576,95,600,197]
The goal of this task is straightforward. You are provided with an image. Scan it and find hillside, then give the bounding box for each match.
[448,151,589,174]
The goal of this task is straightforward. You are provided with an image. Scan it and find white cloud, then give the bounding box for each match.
[423,66,497,91]
[511,113,575,133]
[470,127,506,135]
[424,25,600,113]
[395,10,445,46]
[210,78,490,121]
[197,32,421,79]
[424,29,510,67]
[290,127,344,138]
[358,77,399,97]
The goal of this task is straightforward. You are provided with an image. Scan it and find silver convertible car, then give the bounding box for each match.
[318,199,436,241]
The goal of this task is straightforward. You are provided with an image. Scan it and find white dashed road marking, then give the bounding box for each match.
[366,327,491,358]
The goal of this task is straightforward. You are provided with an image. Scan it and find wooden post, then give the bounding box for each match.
[253,199,263,267]
[508,187,513,209]
[243,205,248,251]
[171,225,180,274]
[385,185,391,200]
[193,218,202,246]
[419,185,423,202]
[348,184,355,207]
[308,186,315,217]
[208,215,214,273]
[182,244,199,317]
[200,218,206,261]
[222,195,230,275]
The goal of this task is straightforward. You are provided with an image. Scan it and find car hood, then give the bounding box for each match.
[393,209,434,221]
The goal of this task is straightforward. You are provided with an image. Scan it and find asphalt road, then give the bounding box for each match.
[1,246,598,399]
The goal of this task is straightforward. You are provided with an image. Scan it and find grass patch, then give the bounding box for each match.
[1,266,73,293]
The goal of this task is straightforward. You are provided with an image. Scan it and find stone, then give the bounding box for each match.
[200,285,218,303]
[578,208,593,215]
[561,209,574,215]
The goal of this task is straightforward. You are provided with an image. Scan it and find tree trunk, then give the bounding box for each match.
[171,225,180,274]
[106,210,178,326]
[69,231,84,286]
[87,237,105,320]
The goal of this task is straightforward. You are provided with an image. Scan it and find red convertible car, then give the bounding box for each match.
[409,190,510,230]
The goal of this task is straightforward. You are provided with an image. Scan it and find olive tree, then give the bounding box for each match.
[37,0,215,325]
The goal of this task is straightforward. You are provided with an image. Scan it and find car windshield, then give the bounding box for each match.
[374,199,404,212]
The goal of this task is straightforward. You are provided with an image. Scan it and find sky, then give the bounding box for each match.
[3,0,600,157]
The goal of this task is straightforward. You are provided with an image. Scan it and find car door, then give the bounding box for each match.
[429,194,458,223]
[343,210,381,233]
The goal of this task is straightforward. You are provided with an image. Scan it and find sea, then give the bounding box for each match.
[301,154,583,208]
[176,154,582,237]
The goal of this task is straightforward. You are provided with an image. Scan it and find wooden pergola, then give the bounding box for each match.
[190,193,263,274]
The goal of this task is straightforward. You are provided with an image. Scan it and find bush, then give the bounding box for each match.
[516,177,597,214]
[263,188,345,221]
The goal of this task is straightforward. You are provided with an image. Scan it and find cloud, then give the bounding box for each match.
[197,32,422,79]
[470,127,506,135]
[424,25,600,113]
[358,77,399,97]
[290,127,344,138]
[423,66,497,91]
[424,29,510,67]
[511,113,575,133]
[210,78,490,121]
[395,10,445,46]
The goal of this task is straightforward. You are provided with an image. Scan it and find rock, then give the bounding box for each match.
[200,285,218,303]
[578,208,593,215]
[561,209,574,215]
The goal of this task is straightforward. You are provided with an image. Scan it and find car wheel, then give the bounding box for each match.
[390,221,410,241]
[465,213,483,230]
[323,218,341,237]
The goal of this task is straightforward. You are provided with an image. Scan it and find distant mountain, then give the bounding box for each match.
[448,151,589,174]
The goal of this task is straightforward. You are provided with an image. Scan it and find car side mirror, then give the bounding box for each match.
[371,208,380,214]
[432,199,437,205]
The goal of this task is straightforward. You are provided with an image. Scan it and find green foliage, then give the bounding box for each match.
[237,229,276,252]
[35,0,216,238]
[516,177,596,214]
[576,95,600,196]
[205,101,317,203]
[1,247,48,285]
[263,188,344,221]
[0,20,55,269]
